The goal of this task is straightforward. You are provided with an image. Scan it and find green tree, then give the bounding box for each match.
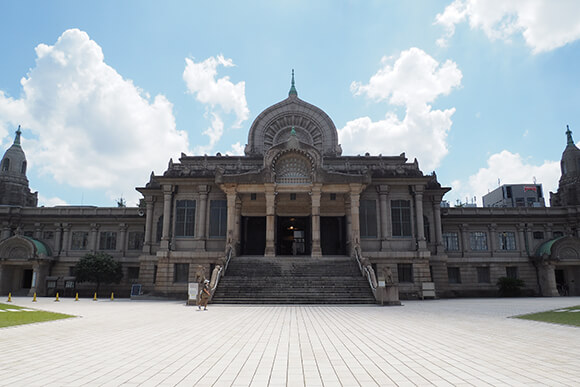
[74,253,123,293]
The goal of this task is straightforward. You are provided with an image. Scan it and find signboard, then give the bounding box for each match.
[188,282,199,301]
[130,284,142,297]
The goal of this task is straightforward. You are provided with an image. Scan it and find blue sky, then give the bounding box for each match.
[1,1,579,207]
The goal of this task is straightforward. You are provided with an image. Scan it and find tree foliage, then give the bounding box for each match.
[74,252,123,292]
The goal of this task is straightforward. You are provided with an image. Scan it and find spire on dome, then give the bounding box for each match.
[566,124,574,146]
[288,69,297,97]
[14,125,22,146]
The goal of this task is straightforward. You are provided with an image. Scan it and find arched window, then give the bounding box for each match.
[2,158,10,172]
[21,161,26,175]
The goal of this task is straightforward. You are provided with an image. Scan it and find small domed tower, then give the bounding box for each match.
[0,126,38,206]
[550,125,580,206]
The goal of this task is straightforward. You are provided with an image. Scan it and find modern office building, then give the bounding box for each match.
[482,184,545,208]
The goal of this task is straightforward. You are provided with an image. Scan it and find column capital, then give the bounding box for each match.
[349,183,364,195]
[413,184,425,194]
[376,184,390,195]
[197,184,211,195]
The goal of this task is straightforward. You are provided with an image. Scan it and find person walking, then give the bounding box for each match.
[198,279,211,310]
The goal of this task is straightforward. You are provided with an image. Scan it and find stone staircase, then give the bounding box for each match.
[211,255,376,304]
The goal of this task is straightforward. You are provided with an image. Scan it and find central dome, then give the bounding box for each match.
[244,74,342,157]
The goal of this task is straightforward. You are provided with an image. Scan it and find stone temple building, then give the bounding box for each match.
[1,75,579,300]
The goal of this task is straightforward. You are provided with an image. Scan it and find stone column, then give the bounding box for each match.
[349,185,361,255]
[89,223,99,252]
[536,262,559,296]
[459,223,469,257]
[516,223,526,257]
[526,224,534,251]
[377,185,390,251]
[488,224,497,256]
[61,223,71,257]
[29,262,40,297]
[544,223,554,240]
[432,197,444,254]
[54,223,63,254]
[345,195,352,253]
[119,223,128,256]
[161,185,173,250]
[225,186,238,249]
[34,223,42,240]
[311,185,322,258]
[143,197,155,254]
[233,196,242,254]
[264,185,276,257]
[414,185,426,250]
[195,185,210,251]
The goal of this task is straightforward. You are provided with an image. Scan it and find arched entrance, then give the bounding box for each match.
[0,235,52,296]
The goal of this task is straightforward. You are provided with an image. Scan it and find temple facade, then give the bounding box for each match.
[1,76,579,300]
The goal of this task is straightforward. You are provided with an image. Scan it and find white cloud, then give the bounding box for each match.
[37,194,68,207]
[183,55,249,154]
[0,29,188,205]
[451,150,560,206]
[435,0,580,53]
[228,142,245,156]
[339,48,462,171]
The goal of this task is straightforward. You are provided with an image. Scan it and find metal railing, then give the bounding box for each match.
[210,244,233,298]
[353,244,377,298]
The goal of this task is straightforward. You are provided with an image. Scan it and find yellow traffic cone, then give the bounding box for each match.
[55,292,60,302]
[32,292,37,302]
[7,292,12,302]
[110,292,114,301]
[75,292,79,301]
[93,292,97,301]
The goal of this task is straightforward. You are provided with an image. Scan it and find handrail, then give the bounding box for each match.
[210,244,233,297]
[353,244,377,298]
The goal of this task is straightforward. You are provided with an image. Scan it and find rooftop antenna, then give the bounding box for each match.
[533,176,537,184]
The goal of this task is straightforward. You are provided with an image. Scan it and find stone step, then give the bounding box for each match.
[212,255,376,305]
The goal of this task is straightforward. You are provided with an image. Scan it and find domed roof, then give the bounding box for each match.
[560,125,580,179]
[244,72,342,157]
[0,126,28,180]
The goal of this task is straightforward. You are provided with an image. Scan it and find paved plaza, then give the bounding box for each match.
[1,297,580,386]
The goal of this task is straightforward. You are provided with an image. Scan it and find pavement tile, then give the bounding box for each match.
[2,297,580,386]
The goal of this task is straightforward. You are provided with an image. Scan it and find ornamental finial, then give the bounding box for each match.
[566,124,574,146]
[14,125,22,146]
[288,69,297,97]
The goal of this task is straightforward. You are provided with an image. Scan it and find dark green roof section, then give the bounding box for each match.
[22,235,51,256]
[534,236,566,257]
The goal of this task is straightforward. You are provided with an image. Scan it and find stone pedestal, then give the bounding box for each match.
[377,284,401,306]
